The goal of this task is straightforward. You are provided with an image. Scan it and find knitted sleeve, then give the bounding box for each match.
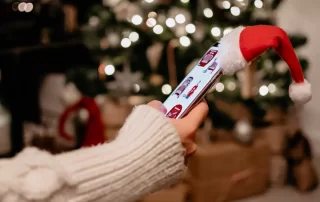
[0,105,186,202]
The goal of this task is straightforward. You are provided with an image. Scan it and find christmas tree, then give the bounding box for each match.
[75,0,308,129]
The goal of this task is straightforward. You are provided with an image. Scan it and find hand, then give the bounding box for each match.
[148,99,208,157]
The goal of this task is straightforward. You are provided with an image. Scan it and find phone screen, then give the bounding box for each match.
[163,43,222,119]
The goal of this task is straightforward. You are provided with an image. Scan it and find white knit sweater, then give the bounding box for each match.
[0,105,186,202]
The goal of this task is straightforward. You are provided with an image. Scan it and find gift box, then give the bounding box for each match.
[187,134,270,202]
[139,183,189,202]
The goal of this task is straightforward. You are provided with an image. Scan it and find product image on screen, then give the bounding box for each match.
[163,45,222,119]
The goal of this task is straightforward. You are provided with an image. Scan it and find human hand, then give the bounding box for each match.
[148,99,208,158]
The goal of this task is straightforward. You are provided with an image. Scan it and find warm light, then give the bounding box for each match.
[134,84,140,92]
[230,6,241,16]
[175,14,186,24]
[268,83,276,93]
[89,16,100,26]
[131,15,143,25]
[145,0,154,3]
[18,2,26,12]
[215,82,224,92]
[121,38,131,48]
[25,3,33,12]
[222,1,231,9]
[166,18,176,28]
[227,82,236,91]
[203,8,213,18]
[162,84,172,95]
[129,32,139,42]
[185,24,196,34]
[153,25,164,34]
[254,0,263,8]
[181,0,189,3]
[148,11,157,18]
[211,27,221,37]
[223,27,233,35]
[179,36,191,47]
[259,85,268,96]
[146,18,157,27]
[104,65,115,75]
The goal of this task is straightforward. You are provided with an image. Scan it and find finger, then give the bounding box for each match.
[183,99,208,129]
[147,100,167,114]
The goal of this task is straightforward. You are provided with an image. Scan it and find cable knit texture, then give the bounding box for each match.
[0,105,186,202]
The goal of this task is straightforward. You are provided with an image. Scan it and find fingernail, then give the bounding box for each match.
[161,105,167,114]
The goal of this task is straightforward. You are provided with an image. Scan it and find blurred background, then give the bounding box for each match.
[0,0,320,201]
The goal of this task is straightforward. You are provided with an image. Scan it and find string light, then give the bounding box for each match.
[145,0,154,3]
[211,27,221,37]
[227,82,236,91]
[18,2,26,12]
[175,14,186,24]
[222,1,231,9]
[268,83,276,93]
[134,84,140,93]
[166,18,176,27]
[162,84,172,95]
[153,25,164,34]
[185,24,196,34]
[89,16,100,26]
[230,6,241,16]
[254,0,263,8]
[129,32,139,42]
[223,27,233,35]
[146,18,157,27]
[215,82,224,92]
[181,0,189,3]
[203,8,213,18]
[25,3,33,12]
[121,38,131,48]
[148,12,157,18]
[259,85,268,96]
[131,15,143,25]
[104,65,115,75]
[179,36,191,47]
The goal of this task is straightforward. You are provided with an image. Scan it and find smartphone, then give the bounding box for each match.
[163,42,222,119]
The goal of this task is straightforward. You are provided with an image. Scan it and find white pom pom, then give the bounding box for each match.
[289,80,312,104]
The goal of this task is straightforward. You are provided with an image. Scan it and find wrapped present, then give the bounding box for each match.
[139,183,189,202]
[256,125,287,155]
[188,135,270,202]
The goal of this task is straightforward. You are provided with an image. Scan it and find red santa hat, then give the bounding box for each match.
[216,25,312,104]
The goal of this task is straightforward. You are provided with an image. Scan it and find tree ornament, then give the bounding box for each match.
[106,65,148,96]
[233,120,254,144]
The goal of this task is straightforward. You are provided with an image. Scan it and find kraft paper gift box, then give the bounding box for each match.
[187,134,271,202]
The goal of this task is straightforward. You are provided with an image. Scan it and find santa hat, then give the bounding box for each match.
[216,25,312,104]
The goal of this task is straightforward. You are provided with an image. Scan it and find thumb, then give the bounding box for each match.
[147,100,167,114]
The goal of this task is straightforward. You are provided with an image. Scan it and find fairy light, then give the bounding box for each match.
[153,25,164,34]
[162,84,172,95]
[215,82,224,92]
[179,36,191,47]
[227,82,236,91]
[166,18,176,27]
[148,11,157,18]
[175,14,186,24]
[230,6,241,16]
[185,23,196,34]
[121,38,131,48]
[254,0,263,8]
[146,18,157,27]
[211,27,221,37]
[131,15,143,25]
[222,1,231,9]
[259,85,268,96]
[25,3,33,12]
[104,65,115,75]
[134,84,140,93]
[223,27,233,35]
[145,0,154,3]
[203,8,213,18]
[181,0,189,3]
[268,83,276,93]
[129,32,139,42]
[18,2,26,12]
[89,16,100,26]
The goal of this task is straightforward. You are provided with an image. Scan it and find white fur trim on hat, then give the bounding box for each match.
[216,26,248,75]
[289,80,312,104]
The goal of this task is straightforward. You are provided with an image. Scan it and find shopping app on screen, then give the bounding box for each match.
[163,46,222,119]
